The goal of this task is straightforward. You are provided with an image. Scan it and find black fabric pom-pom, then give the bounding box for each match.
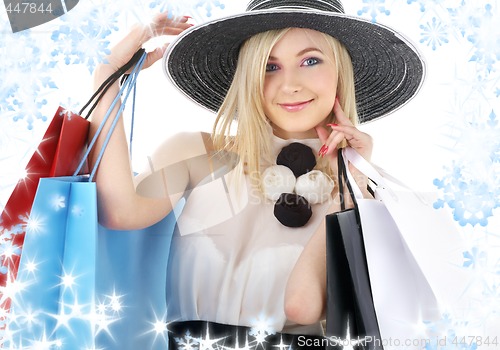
[276,142,317,177]
[274,193,313,228]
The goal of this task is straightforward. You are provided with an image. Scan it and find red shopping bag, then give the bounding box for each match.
[0,107,90,289]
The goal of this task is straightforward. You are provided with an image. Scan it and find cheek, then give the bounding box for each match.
[315,69,337,86]
[263,80,273,105]
[317,76,338,102]
[263,74,281,103]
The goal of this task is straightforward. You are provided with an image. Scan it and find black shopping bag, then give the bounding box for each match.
[325,149,383,350]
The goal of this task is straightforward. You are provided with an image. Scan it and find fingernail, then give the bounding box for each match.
[327,123,338,127]
[183,15,193,19]
[318,145,326,156]
[318,145,329,157]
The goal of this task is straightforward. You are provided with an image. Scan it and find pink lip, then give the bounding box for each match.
[279,100,312,112]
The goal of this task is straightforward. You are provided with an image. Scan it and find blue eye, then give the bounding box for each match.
[303,57,321,66]
[266,63,280,72]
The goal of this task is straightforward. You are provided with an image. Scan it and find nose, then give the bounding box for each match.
[281,69,302,94]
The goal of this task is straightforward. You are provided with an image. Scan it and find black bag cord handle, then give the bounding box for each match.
[78,48,146,120]
[337,147,358,211]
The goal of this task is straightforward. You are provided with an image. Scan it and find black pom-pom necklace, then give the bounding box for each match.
[262,142,334,228]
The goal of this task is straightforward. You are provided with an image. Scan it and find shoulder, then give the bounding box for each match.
[151,131,213,163]
[134,131,212,190]
[147,131,220,171]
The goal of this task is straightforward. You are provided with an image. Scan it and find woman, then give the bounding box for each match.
[90,0,424,348]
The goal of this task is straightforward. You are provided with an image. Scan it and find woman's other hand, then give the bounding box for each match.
[105,12,192,73]
[315,97,373,161]
[315,97,373,201]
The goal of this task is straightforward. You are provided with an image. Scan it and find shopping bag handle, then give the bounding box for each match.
[343,148,387,191]
[72,50,147,180]
[78,48,146,120]
[342,147,420,203]
[337,148,358,211]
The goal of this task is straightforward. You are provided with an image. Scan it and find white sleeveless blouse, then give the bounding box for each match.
[137,133,331,335]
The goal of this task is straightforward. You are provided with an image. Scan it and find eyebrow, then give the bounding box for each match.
[268,47,324,61]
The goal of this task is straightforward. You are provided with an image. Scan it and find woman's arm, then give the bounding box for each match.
[284,219,328,324]
[90,14,192,230]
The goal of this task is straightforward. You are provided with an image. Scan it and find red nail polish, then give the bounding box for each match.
[318,145,329,157]
[322,145,329,157]
[327,123,338,127]
[318,145,325,156]
[183,15,193,19]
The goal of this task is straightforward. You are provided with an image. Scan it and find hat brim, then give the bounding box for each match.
[164,9,425,123]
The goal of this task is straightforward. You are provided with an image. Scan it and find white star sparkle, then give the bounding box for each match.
[25,213,46,235]
[90,289,124,338]
[273,336,291,350]
[56,268,81,294]
[143,309,168,345]
[198,324,227,350]
[49,303,74,333]
[24,259,39,274]
[248,315,276,348]
[0,275,30,305]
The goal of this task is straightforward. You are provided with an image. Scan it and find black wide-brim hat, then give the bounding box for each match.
[163,0,425,123]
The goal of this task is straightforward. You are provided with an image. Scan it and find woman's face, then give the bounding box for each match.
[263,28,338,139]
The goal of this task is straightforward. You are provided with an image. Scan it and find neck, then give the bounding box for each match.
[271,127,319,140]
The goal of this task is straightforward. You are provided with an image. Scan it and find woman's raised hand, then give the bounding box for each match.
[315,97,373,161]
[105,12,192,72]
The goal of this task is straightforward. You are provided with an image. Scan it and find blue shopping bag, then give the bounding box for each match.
[9,176,98,348]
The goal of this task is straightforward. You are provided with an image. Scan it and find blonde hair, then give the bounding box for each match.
[212,28,358,192]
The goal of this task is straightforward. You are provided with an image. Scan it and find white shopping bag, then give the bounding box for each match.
[342,147,469,349]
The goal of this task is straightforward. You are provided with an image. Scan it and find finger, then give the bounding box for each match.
[152,21,193,37]
[137,14,191,46]
[141,46,167,70]
[151,14,192,36]
[316,124,344,158]
[332,98,354,126]
[130,15,192,69]
[328,124,372,152]
[152,12,188,28]
[314,125,330,145]
[328,124,360,142]
[142,24,191,45]
[315,125,339,158]
[322,131,345,157]
[328,124,373,159]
